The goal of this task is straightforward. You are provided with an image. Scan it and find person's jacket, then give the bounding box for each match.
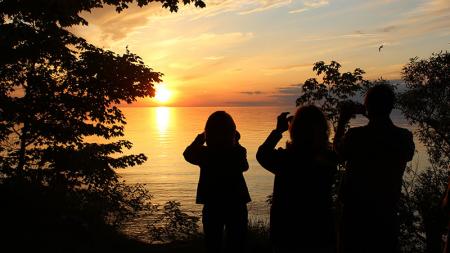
[338,118,415,212]
[183,139,251,205]
[257,130,337,246]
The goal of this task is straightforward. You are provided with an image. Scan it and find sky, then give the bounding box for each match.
[71,0,450,107]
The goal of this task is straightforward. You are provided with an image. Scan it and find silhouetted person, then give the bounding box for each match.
[257,105,337,253]
[183,111,250,253]
[334,84,415,253]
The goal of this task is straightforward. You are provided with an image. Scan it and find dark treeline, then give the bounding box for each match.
[0,0,448,252]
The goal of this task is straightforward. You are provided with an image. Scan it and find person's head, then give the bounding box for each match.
[205,111,237,148]
[288,105,329,152]
[364,84,395,119]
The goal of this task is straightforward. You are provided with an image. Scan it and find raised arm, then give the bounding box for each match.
[256,112,290,174]
[183,133,206,165]
[333,101,357,160]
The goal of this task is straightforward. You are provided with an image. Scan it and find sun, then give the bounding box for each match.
[154,85,171,104]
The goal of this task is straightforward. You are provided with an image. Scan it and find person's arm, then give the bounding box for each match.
[334,102,358,205]
[334,102,354,160]
[183,133,206,165]
[235,144,249,172]
[256,112,290,174]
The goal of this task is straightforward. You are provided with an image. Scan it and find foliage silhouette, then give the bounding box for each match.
[296,61,371,129]
[397,51,449,253]
[0,0,205,251]
[398,52,449,171]
[147,201,200,243]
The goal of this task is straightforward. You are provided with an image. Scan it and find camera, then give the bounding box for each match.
[339,100,366,116]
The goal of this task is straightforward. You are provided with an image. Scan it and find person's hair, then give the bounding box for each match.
[205,111,237,148]
[364,84,395,117]
[288,105,329,152]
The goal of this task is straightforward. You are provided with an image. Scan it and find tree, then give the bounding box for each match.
[0,0,205,250]
[296,61,372,130]
[398,52,449,171]
[397,52,449,253]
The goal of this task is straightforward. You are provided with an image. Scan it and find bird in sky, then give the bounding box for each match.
[378,44,384,52]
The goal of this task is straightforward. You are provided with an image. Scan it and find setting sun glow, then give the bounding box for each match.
[154,85,171,104]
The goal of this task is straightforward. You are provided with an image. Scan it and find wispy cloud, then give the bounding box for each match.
[189,0,293,18]
[289,0,329,14]
[204,56,225,60]
[238,0,293,15]
[70,4,167,41]
[240,90,265,95]
[269,84,302,105]
[360,0,450,48]
[264,63,312,75]
[298,31,379,43]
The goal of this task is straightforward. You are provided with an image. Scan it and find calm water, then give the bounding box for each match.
[115,106,428,238]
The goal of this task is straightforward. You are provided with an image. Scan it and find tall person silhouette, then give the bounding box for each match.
[334,84,415,253]
[183,111,250,253]
[257,105,337,253]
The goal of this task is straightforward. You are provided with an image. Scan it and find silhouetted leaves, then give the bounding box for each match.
[397,52,449,253]
[147,201,200,243]
[398,52,450,170]
[296,61,371,129]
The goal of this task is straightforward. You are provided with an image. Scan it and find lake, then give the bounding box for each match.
[115,106,428,239]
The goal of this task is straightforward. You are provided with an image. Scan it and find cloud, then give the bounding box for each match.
[298,31,378,42]
[190,0,293,18]
[204,56,225,60]
[269,84,302,105]
[238,0,293,15]
[224,100,273,106]
[145,32,253,72]
[224,84,302,106]
[268,63,312,71]
[289,0,329,14]
[380,25,397,33]
[276,84,302,95]
[157,32,254,47]
[374,0,450,39]
[240,90,265,95]
[70,3,167,41]
[264,63,312,75]
[71,1,297,42]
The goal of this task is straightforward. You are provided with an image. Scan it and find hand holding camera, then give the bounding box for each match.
[276,112,294,133]
[195,132,206,144]
[338,100,366,123]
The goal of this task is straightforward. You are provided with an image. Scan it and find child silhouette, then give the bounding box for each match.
[183,111,250,253]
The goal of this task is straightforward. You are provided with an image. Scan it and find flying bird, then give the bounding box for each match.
[378,44,384,52]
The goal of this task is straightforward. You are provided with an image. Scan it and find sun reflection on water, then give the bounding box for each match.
[155,106,170,133]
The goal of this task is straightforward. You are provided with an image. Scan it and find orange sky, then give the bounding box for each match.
[70,0,450,106]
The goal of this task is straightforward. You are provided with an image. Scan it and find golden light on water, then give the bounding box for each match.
[156,106,170,133]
